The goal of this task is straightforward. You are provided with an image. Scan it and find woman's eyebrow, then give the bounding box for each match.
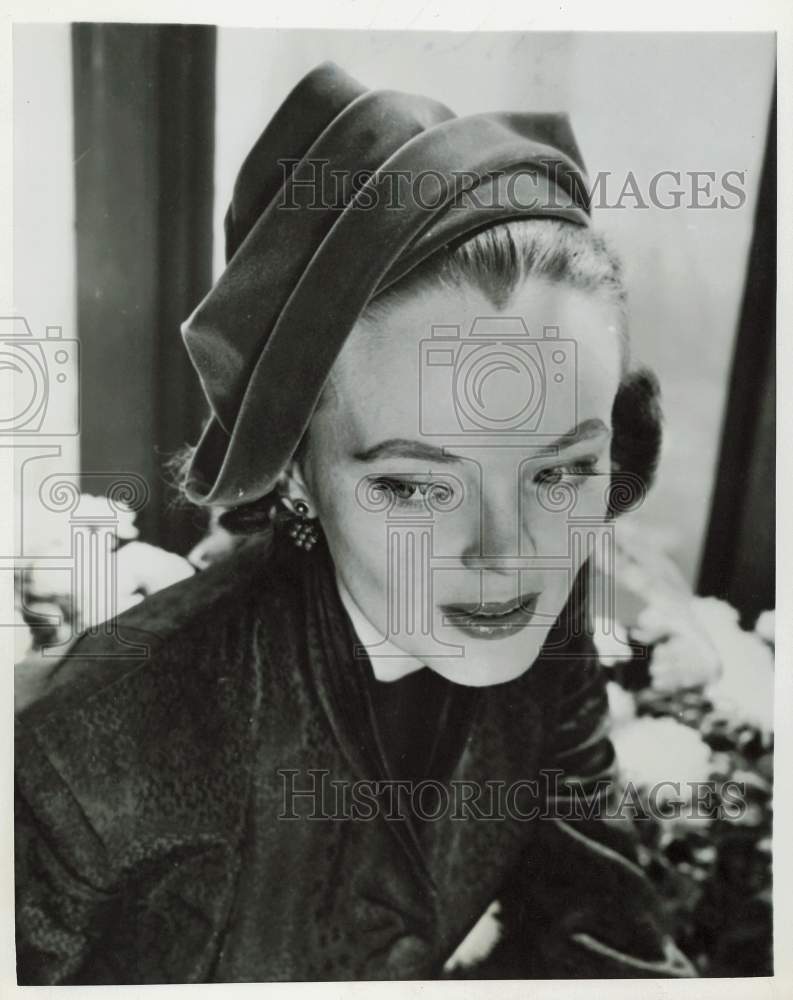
[532,417,612,457]
[353,419,610,464]
[352,439,463,463]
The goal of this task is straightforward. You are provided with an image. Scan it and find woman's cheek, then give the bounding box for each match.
[529,511,569,559]
[326,492,389,584]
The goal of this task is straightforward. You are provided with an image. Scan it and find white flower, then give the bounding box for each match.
[72,492,139,541]
[630,596,721,692]
[687,598,775,739]
[23,493,140,562]
[606,681,636,726]
[605,530,724,693]
[611,716,713,803]
[20,536,194,632]
[704,646,774,741]
[689,596,740,636]
[113,541,194,613]
[591,615,632,667]
[21,492,141,603]
[77,542,194,630]
[22,564,73,602]
[648,631,721,692]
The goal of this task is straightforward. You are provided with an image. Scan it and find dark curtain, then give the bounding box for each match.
[72,23,216,554]
[698,82,776,625]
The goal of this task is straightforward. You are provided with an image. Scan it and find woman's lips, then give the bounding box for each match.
[440,592,542,641]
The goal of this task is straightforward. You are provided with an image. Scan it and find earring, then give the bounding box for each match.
[287,498,319,551]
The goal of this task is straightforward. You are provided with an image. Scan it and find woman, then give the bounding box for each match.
[15,61,695,982]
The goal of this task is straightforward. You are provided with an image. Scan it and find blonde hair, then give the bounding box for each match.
[364,218,629,369]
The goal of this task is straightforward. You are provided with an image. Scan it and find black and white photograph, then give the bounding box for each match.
[5,9,786,990]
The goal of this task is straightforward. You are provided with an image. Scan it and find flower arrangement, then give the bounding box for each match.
[14,494,194,713]
[594,525,774,977]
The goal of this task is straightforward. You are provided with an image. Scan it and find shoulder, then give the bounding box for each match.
[18,533,285,720]
[15,531,298,854]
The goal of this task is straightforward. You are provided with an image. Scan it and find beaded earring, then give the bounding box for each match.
[287,498,319,551]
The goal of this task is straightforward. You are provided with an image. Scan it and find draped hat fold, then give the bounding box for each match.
[181,60,592,507]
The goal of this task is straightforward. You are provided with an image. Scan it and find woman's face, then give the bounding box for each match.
[299,276,623,686]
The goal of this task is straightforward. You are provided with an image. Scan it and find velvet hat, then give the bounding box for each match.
[181,60,592,507]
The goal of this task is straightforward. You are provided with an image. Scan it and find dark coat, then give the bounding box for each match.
[15,532,696,983]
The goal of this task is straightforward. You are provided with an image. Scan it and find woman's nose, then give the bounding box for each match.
[459,483,536,568]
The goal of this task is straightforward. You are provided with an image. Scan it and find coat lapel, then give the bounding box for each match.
[422,656,558,956]
[296,533,579,967]
[300,537,435,888]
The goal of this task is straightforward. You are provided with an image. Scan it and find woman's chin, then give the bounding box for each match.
[422,636,547,688]
[425,658,535,687]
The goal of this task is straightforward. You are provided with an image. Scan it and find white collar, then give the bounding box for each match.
[334,570,426,682]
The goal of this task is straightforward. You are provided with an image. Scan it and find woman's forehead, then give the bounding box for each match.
[324,279,623,447]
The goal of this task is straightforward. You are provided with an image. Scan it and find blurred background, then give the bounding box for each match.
[12,25,775,621]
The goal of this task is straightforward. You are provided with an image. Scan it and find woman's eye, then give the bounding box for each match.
[369,477,453,506]
[389,480,420,501]
[533,461,597,486]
